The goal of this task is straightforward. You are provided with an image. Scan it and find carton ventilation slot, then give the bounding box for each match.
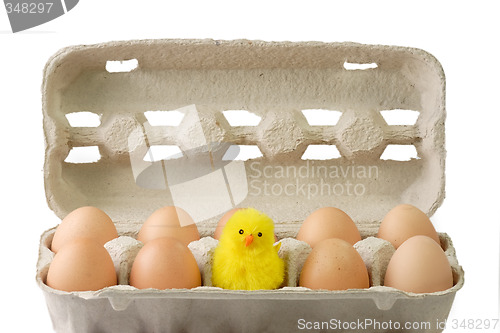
[64,146,101,164]
[65,112,101,127]
[222,145,263,161]
[301,145,341,160]
[222,110,262,127]
[380,144,419,161]
[143,145,183,162]
[380,110,420,126]
[105,59,139,73]
[343,61,378,70]
[144,111,184,127]
[301,109,342,126]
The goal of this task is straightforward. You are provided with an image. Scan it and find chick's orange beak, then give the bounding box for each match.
[245,234,254,247]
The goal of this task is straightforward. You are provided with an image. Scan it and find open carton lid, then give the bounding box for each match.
[42,39,445,234]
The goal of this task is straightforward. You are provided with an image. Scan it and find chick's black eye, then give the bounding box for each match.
[239,229,244,234]
[258,232,262,237]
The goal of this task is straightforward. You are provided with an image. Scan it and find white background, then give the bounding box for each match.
[0,1,498,332]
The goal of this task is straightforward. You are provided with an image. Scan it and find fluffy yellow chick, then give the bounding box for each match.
[212,208,285,290]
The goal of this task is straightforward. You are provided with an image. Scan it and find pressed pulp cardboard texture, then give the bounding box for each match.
[38,39,461,333]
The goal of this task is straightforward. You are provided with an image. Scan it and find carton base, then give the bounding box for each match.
[42,288,457,333]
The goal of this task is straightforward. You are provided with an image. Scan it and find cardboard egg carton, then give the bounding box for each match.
[37,39,463,333]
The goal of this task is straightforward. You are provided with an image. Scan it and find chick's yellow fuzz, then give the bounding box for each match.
[212,208,285,290]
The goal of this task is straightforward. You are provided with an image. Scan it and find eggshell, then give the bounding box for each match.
[377,204,440,249]
[137,206,200,246]
[299,238,369,290]
[214,208,240,240]
[384,235,453,293]
[51,206,118,253]
[46,238,117,292]
[296,207,361,247]
[129,237,202,289]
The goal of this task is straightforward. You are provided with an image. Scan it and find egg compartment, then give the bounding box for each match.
[39,39,462,333]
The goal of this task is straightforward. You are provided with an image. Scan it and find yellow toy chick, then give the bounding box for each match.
[212,208,285,290]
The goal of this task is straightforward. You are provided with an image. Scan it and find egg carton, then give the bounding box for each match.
[38,39,463,333]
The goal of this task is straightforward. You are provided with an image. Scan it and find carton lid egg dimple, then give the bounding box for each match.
[42,39,445,231]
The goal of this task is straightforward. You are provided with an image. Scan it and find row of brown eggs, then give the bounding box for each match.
[47,206,202,292]
[46,204,453,294]
[296,204,453,293]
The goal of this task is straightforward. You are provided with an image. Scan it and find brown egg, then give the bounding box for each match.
[129,237,201,289]
[377,204,440,249]
[51,206,118,253]
[296,207,361,247]
[46,238,117,292]
[137,206,200,246]
[299,238,369,290]
[214,208,240,240]
[384,235,453,293]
